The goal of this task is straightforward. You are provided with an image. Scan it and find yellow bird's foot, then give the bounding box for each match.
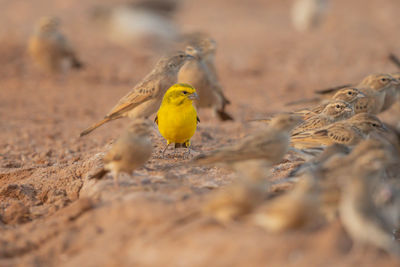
[183,147,192,159]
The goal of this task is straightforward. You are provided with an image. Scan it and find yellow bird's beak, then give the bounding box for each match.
[188,92,198,100]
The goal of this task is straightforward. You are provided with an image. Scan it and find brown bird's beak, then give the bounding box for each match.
[380,124,389,132]
[344,107,353,113]
[357,91,367,98]
[188,92,198,100]
[391,78,400,85]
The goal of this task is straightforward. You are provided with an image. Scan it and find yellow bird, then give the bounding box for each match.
[155,83,200,156]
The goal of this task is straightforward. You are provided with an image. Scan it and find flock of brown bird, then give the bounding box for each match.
[195,72,400,259]
[26,11,400,261]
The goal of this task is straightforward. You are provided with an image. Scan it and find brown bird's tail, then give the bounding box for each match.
[89,168,109,179]
[389,53,400,69]
[71,57,83,69]
[285,97,321,106]
[216,109,234,121]
[314,84,353,95]
[80,117,112,137]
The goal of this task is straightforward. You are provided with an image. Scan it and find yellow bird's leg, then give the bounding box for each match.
[173,145,178,158]
[162,142,171,158]
[184,140,191,159]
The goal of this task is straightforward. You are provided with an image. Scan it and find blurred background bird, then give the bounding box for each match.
[291,0,329,32]
[90,0,180,50]
[178,33,233,121]
[28,16,83,73]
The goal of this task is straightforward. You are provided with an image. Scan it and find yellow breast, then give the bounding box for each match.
[157,103,197,144]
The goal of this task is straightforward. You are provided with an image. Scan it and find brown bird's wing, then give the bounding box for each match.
[314,125,355,145]
[105,78,157,120]
[291,116,329,136]
[291,124,353,148]
[80,78,157,137]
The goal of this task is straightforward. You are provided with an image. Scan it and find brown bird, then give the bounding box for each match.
[291,113,387,149]
[193,114,303,167]
[28,16,83,73]
[316,73,399,114]
[291,100,353,136]
[80,51,192,136]
[293,87,365,119]
[179,35,233,121]
[381,72,400,111]
[90,119,154,187]
[339,153,400,257]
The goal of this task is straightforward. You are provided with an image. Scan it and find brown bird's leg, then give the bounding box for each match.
[113,171,120,188]
[162,143,170,158]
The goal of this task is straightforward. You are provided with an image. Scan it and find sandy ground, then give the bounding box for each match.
[1,0,400,266]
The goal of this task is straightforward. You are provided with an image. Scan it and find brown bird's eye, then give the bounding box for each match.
[372,123,378,127]
[336,105,340,108]
[381,78,388,82]
[347,91,353,95]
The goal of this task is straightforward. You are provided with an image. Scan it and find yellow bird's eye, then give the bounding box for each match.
[182,91,188,95]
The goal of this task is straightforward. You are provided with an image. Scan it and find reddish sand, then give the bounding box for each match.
[1,0,400,266]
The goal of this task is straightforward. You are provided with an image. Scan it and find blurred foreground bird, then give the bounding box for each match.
[251,175,321,232]
[291,113,387,149]
[339,153,400,257]
[203,172,269,223]
[80,51,192,136]
[155,83,199,156]
[291,100,353,135]
[193,114,303,169]
[296,139,396,221]
[90,119,154,187]
[179,34,233,120]
[28,16,83,73]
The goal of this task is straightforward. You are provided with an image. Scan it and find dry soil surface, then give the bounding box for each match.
[1,0,400,266]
